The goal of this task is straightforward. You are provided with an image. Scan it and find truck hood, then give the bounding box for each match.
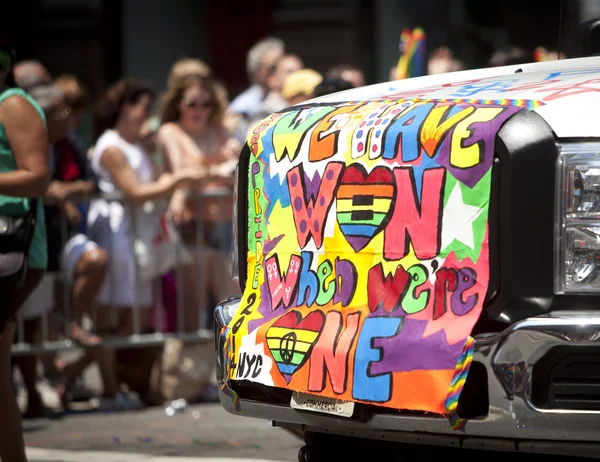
[307,56,600,138]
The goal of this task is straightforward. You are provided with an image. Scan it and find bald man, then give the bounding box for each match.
[13,60,51,92]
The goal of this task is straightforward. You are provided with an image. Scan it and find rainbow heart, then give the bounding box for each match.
[266,310,325,383]
[336,164,396,251]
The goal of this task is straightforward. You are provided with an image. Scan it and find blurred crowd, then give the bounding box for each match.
[6,36,372,422]
[5,36,565,424]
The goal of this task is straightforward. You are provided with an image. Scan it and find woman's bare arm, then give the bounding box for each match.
[0,95,50,197]
[46,179,96,202]
[157,123,196,221]
[207,129,239,186]
[100,146,176,204]
[158,125,234,209]
[100,146,205,205]
[157,123,200,173]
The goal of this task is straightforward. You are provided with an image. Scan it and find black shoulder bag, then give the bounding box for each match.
[0,198,38,292]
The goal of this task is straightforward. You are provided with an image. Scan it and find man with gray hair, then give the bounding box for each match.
[229,36,284,141]
[13,60,52,92]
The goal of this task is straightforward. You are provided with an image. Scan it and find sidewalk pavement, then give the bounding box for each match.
[17,351,301,461]
[23,403,301,461]
[27,447,291,462]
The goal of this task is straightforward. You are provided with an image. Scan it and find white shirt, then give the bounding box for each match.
[92,129,154,193]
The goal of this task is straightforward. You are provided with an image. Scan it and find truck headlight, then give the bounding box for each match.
[231,162,239,281]
[555,146,600,293]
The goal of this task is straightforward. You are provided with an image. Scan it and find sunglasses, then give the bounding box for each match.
[184,98,212,109]
[51,105,71,121]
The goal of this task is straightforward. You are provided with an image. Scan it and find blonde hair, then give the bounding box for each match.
[282,69,323,101]
[159,75,225,126]
[54,74,87,109]
[167,58,211,89]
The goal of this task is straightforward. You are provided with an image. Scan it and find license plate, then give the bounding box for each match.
[290,391,355,418]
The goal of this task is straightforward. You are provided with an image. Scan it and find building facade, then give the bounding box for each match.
[5,0,598,103]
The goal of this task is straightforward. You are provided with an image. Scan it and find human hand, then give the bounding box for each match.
[223,111,242,135]
[209,160,238,178]
[185,154,208,170]
[47,182,72,202]
[67,180,96,199]
[158,172,175,190]
[175,167,207,187]
[222,138,242,160]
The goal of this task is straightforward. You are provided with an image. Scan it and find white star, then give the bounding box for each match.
[441,183,484,250]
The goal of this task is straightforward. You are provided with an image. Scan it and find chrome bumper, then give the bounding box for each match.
[214,298,600,454]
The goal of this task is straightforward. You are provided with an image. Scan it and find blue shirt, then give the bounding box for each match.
[229,84,264,119]
[229,85,266,143]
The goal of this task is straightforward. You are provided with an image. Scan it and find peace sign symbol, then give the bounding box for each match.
[280,332,297,364]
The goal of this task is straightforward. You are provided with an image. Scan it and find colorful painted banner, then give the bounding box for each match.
[227,99,522,418]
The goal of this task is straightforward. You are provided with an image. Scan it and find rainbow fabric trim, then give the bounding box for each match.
[370,98,545,111]
[221,325,242,413]
[314,98,544,112]
[444,336,476,431]
[421,98,545,110]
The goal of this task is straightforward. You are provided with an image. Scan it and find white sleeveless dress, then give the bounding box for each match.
[87,130,158,307]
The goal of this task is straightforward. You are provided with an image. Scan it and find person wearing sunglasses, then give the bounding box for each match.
[157,75,240,332]
[0,37,50,462]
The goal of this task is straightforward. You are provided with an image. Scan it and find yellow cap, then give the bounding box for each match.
[282,69,323,100]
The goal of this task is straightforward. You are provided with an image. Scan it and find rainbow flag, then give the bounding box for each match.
[396,27,427,79]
